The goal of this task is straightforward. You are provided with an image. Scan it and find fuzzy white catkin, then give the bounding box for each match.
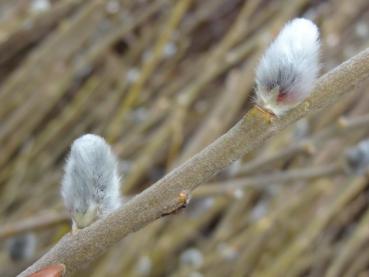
[61,134,121,229]
[345,139,369,174]
[255,18,320,116]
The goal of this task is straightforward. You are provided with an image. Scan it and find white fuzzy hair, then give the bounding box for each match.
[255,18,320,116]
[61,134,121,229]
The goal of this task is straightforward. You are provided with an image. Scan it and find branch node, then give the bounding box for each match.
[253,105,276,123]
[178,190,191,207]
[161,190,192,217]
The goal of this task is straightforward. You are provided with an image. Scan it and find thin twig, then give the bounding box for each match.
[0,211,69,240]
[193,163,342,198]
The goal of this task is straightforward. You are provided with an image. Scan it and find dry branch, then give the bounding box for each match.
[0,211,69,240]
[193,163,342,198]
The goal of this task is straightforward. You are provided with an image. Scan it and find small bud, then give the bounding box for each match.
[6,233,37,262]
[61,134,122,230]
[345,139,369,174]
[255,18,320,116]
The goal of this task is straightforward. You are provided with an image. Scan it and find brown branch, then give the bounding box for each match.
[0,211,69,240]
[20,47,369,276]
[234,113,369,176]
[193,163,342,198]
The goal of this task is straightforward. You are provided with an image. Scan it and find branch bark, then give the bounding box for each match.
[20,47,369,276]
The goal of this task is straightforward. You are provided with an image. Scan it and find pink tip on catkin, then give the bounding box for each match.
[255,18,320,116]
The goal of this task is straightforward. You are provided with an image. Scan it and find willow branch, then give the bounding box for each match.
[20,47,369,276]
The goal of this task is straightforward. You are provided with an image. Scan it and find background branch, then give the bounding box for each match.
[0,211,69,240]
